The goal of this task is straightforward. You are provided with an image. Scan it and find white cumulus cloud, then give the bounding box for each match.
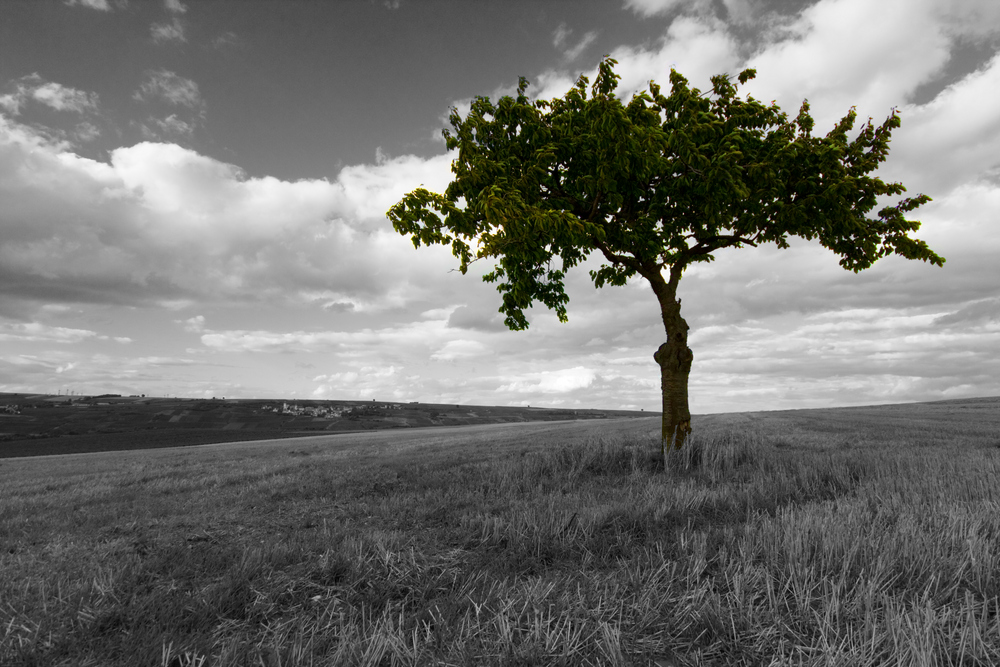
[888,51,1000,194]
[743,0,952,131]
[0,117,456,311]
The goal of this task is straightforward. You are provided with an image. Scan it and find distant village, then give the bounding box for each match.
[262,402,404,418]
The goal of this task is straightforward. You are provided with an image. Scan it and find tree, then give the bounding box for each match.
[387,57,944,461]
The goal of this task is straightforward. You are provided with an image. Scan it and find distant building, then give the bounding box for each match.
[279,402,348,418]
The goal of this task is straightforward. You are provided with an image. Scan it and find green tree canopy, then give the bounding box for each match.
[388,57,943,459]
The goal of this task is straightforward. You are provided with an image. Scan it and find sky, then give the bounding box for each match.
[1,0,999,414]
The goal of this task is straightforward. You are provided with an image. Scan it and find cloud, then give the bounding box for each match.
[0,322,98,344]
[540,0,997,143]
[0,115,457,311]
[190,316,457,355]
[623,0,752,22]
[0,321,129,344]
[499,366,597,394]
[212,32,240,50]
[0,76,103,146]
[313,371,358,384]
[151,18,185,43]
[335,151,453,221]
[444,15,738,134]
[0,351,210,397]
[182,315,205,332]
[623,0,690,17]
[312,365,403,399]
[141,113,196,140]
[430,339,490,361]
[0,74,100,116]
[165,276,667,406]
[199,329,346,354]
[553,23,572,49]
[134,356,194,365]
[887,51,1000,194]
[612,16,739,95]
[530,16,740,103]
[164,0,186,13]
[64,0,114,10]
[30,81,100,113]
[935,0,1000,40]
[447,304,507,332]
[552,24,598,61]
[687,302,1000,411]
[742,0,952,132]
[933,298,1000,328]
[133,70,203,109]
[567,32,598,61]
[74,122,101,142]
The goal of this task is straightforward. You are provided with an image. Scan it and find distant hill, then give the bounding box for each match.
[0,394,654,458]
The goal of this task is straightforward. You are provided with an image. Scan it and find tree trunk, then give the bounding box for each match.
[654,327,693,456]
[642,263,694,462]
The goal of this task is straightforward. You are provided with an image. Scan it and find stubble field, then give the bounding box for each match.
[1,398,999,666]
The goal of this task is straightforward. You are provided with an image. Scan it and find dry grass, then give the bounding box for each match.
[1,403,998,666]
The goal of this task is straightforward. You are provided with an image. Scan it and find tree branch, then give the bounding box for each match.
[593,237,642,273]
[685,234,758,258]
[586,192,602,222]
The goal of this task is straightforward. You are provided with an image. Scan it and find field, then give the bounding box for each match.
[1,397,999,666]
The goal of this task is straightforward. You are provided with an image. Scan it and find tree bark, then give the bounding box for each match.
[641,263,694,461]
[654,329,693,455]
